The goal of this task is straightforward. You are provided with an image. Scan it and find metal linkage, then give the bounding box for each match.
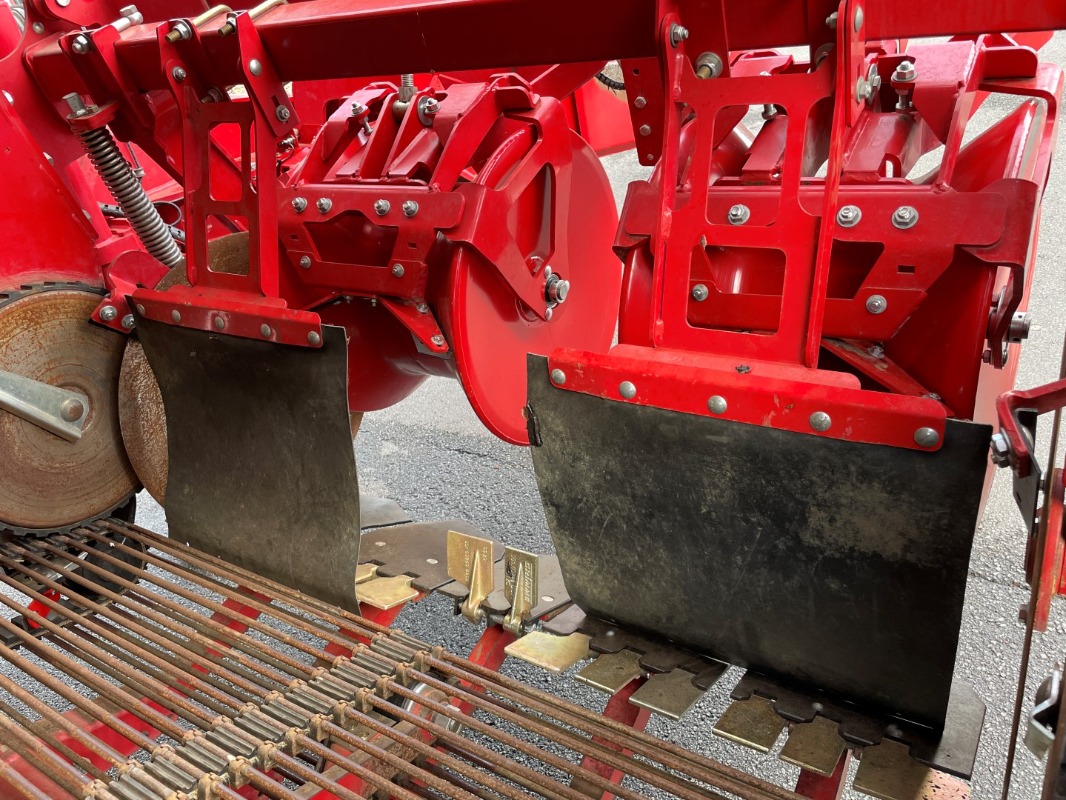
[0,519,797,800]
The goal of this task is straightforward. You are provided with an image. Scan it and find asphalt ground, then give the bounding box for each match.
[1,34,1065,800]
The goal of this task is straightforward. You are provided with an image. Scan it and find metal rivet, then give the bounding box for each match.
[809,411,832,432]
[639,124,652,137]
[292,197,308,213]
[391,264,405,278]
[865,294,887,315]
[619,381,637,399]
[214,316,225,331]
[728,204,750,225]
[550,369,566,385]
[248,59,262,76]
[853,6,864,31]
[121,314,135,329]
[691,284,709,302]
[298,256,311,269]
[316,197,332,214]
[275,106,291,122]
[260,323,272,338]
[402,200,419,217]
[891,206,918,229]
[171,310,181,323]
[836,205,861,227]
[171,66,187,82]
[708,395,727,415]
[308,331,322,346]
[914,427,940,448]
[60,398,84,422]
[32,22,45,34]
[431,334,446,347]
[99,305,118,322]
[634,96,647,109]
[373,199,390,216]
[544,307,554,321]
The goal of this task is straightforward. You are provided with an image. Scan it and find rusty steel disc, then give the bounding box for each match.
[0,287,138,532]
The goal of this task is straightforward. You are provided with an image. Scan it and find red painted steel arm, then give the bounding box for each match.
[997,378,1066,478]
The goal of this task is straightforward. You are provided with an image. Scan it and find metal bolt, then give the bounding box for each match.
[32,22,45,35]
[865,294,888,315]
[416,303,429,314]
[431,334,446,347]
[136,304,145,315]
[695,52,724,80]
[891,206,918,229]
[168,19,192,41]
[316,197,332,214]
[373,199,390,216]
[292,197,308,213]
[1008,311,1032,343]
[809,411,832,432]
[990,432,1011,468]
[728,204,750,225]
[853,5,864,31]
[391,264,405,278]
[171,310,181,323]
[867,344,885,359]
[298,256,312,269]
[619,381,637,399]
[914,427,940,448]
[275,106,291,123]
[417,96,441,126]
[893,60,917,83]
[260,323,272,338]
[121,314,135,329]
[308,331,322,346]
[63,93,88,117]
[691,284,709,302]
[836,205,861,227]
[825,11,838,28]
[402,200,419,217]
[99,305,118,322]
[638,124,652,137]
[545,275,570,305]
[708,395,727,415]
[71,34,92,54]
[669,24,689,48]
[171,66,187,82]
[634,96,647,109]
[544,307,554,321]
[248,59,263,76]
[855,64,882,106]
[550,369,566,386]
[214,316,225,331]
[60,398,84,422]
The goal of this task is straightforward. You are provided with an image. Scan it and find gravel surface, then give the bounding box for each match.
[4,34,1066,800]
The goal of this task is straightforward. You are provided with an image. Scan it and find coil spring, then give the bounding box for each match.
[78,126,183,268]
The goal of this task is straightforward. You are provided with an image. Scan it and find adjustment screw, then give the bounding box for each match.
[619,381,637,399]
[836,205,861,227]
[402,200,419,217]
[308,331,322,346]
[691,284,709,302]
[391,264,405,278]
[121,314,135,329]
[708,395,727,415]
[373,199,390,216]
[171,310,181,323]
[431,334,446,347]
[550,369,566,386]
[728,204,750,225]
[71,34,92,54]
[276,106,291,122]
[59,398,84,422]
[914,427,940,448]
[669,24,689,48]
[292,197,308,213]
[260,323,272,338]
[298,256,312,269]
[865,294,888,315]
[214,316,225,331]
[171,66,187,82]
[99,305,118,322]
[892,205,918,229]
[316,197,332,214]
[248,59,263,76]
[809,411,832,432]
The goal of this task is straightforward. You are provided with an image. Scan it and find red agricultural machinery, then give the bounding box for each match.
[2,0,1066,797]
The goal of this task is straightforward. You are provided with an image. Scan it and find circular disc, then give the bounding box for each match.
[0,288,138,531]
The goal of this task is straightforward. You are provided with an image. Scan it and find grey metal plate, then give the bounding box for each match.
[364,520,500,592]
[136,319,362,612]
[358,495,410,530]
[528,354,991,729]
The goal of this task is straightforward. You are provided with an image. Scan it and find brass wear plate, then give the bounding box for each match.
[854,740,970,800]
[629,669,704,721]
[577,650,645,695]
[504,631,591,672]
[355,563,378,585]
[356,575,418,610]
[779,716,847,776]
[713,695,787,752]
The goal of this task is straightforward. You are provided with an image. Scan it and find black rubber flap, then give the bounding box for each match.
[527,355,990,728]
[136,319,362,611]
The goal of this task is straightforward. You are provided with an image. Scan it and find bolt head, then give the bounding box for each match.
[431,334,446,347]
[990,432,1011,467]
[619,381,637,400]
[99,305,118,322]
[836,205,861,227]
[550,369,566,386]
[914,427,940,448]
[275,105,291,122]
[402,200,419,217]
[391,264,405,278]
[639,124,652,137]
[171,66,187,82]
[691,284,709,302]
[865,294,888,315]
[373,199,391,216]
[121,314,135,329]
[248,59,263,76]
[867,345,885,359]
[891,206,918,229]
[893,60,917,83]
[708,395,727,415]
[214,316,226,331]
[60,398,84,422]
[71,34,92,54]
[298,256,312,269]
[308,331,322,346]
[316,197,333,214]
[809,411,832,432]
[260,323,272,338]
[135,304,145,316]
[634,96,647,109]
[727,204,750,225]
[544,307,553,321]
[171,309,181,323]
[670,24,690,47]
[292,197,308,213]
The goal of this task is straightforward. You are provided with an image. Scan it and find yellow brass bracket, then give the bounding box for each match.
[447,530,495,623]
[502,547,539,635]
